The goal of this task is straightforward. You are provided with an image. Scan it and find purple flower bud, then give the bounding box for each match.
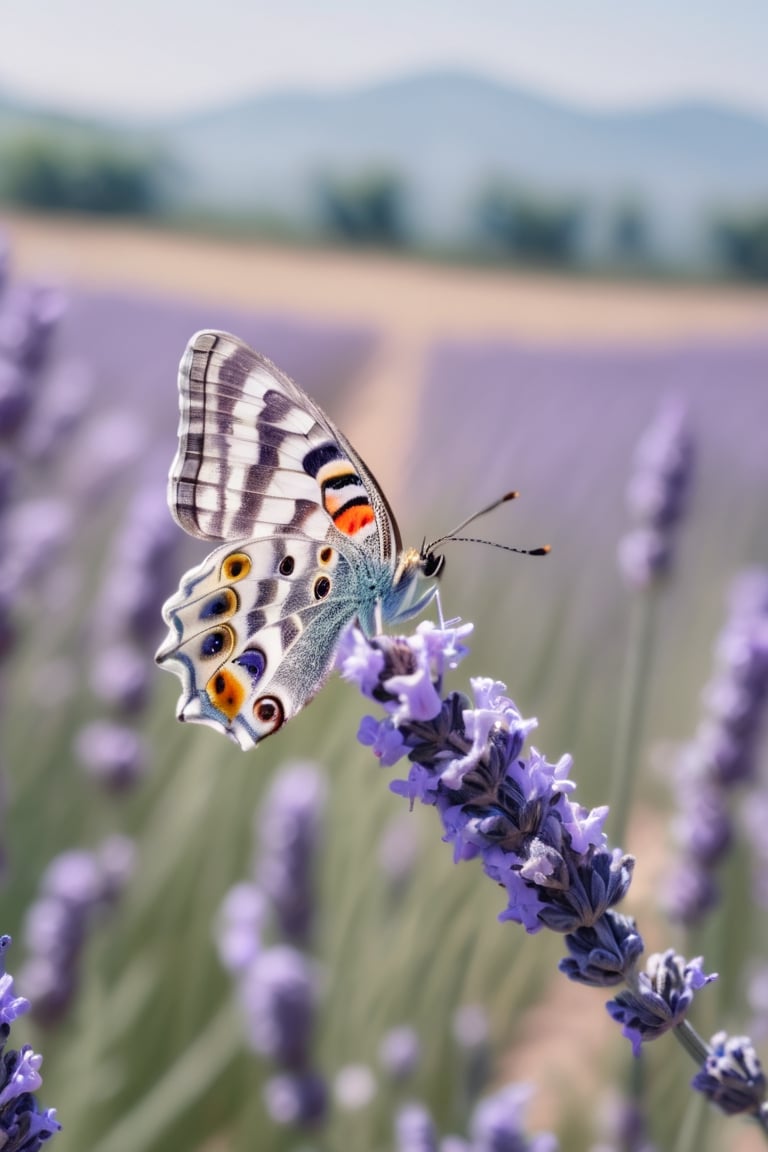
[666,568,768,926]
[606,951,717,1056]
[333,1063,377,1111]
[74,722,147,791]
[72,411,146,504]
[0,499,72,603]
[21,840,134,1026]
[691,1031,767,1117]
[559,912,644,987]
[377,813,421,891]
[215,883,265,974]
[469,1083,558,1152]
[239,946,317,1067]
[379,1026,421,1082]
[0,283,65,374]
[395,1101,439,1152]
[0,358,30,439]
[256,762,325,946]
[618,399,693,588]
[263,1070,327,1127]
[20,358,92,465]
[89,644,149,713]
[617,527,672,589]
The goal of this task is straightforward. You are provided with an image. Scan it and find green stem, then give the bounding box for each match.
[89,999,241,1152]
[609,587,658,847]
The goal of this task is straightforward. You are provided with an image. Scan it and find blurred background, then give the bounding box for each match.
[1,2,768,1150]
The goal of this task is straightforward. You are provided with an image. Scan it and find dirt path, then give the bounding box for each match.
[4,210,767,509]
[4,210,767,343]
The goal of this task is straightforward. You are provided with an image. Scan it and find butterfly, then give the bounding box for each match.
[155,330,447,751]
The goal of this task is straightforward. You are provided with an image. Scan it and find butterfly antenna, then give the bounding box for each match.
[425,491,550,557]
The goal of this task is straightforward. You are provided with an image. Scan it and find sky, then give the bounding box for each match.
[3,0,768,120]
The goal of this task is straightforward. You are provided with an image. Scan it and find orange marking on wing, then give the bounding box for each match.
[324,491,344,516]
[334,504,375,537]
[206,668,246,721]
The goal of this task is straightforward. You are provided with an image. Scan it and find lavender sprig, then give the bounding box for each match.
[215,762,328,1129]
[666,569,768,925]
[618,399,693,590]
[19,838,135,1026]
[0,935,60,1149]
[337,621,765,1128]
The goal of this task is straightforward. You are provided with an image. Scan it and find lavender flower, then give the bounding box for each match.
[20,837,135,1025]
[618,399,693,588]
[691,1031,768,1119]
[395,1101,438,1152]
[238,945,318,1067]
[339,622,717,1065]
[452,1005,491,1103]
[215,883,266,975]
[605,951,716,1057]
[74,721,147,791]
[379,1025,421,1083]
[97,485,180,649]
[333,1063,377,1111]
[263,1070,327,1127]
[88,643,150,714]
[0,936,60,1148]
[666,569,768,924]
[590,1095,656,1152]
[469,1083,558,1152]
[216,761,328,1129]
[255,762,326,946]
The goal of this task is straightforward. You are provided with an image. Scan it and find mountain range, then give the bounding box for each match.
[2,70,768,259]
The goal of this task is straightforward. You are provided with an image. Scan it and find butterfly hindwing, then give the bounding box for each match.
[157,533,366,749]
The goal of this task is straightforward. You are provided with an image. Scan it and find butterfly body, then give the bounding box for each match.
[157,331,442,750]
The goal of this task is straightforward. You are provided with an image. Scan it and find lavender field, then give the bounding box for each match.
[1,228,768,1152]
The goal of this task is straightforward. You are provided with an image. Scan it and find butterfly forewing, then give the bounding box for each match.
[169,331,401,559]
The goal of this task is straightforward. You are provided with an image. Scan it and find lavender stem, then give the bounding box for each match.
[610,587,659,848]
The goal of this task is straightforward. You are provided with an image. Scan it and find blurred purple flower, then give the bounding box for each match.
[217,764,328,1130]
[71,410,146,503]
[238,945,318,1067]
[469,1082,558,1152]
[377,812,422,895]
[263,1070,327,1127]
[618,399,693,588]
[20,837,135,1026]
[666,569,768,925]
[0,936,60,1148]
[215,883,266,975]
[74,721,147,791]
[0,499,72,604]
[0,359,30,439]
[98,484,180,648]
[89,643,150,714]
[21,358,92,466]
[333,1063,377,1111]
[255,762,325,946]
[452,1004,491,1104]
[590,1094,657,1152]
[379,1025,421,1083]
[395,1101,439,1152]
[691,1031,768,1119]
[0,283,66,375]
